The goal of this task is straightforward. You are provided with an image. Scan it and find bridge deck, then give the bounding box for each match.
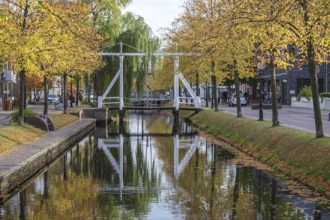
[107,106,201,112]
[107,133,197,137]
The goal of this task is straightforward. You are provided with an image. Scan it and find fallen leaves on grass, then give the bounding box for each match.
[0,125,45,156]
[49,113,79,129]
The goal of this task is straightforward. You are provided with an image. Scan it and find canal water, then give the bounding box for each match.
[1,113,330,219]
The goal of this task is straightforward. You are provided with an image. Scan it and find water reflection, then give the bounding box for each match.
[0,113,329,219]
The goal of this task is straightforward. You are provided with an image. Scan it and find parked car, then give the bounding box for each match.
[48,94,59,104]
[228,93,247,107]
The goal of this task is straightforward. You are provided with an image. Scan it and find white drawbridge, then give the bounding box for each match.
[98,42,201,110]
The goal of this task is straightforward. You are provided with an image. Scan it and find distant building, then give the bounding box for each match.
[259,60,329,105]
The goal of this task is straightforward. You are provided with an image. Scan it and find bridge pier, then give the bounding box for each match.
[172,109,180,134]
[119,110,125,133]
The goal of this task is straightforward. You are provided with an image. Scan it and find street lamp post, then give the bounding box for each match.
[258,64,263,121]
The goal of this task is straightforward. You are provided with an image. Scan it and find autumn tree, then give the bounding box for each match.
[286,0,330,137]
[0,0,52,124]
[237,0,330,137]
[165,0,255,115]
[232,0,296,126]
[46,1,103,113]
[26,75,52,102]
[0,0,103,119]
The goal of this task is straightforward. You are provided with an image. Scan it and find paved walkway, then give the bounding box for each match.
[209,102,330,137]
[1,102,330,136]
[0,104,63,129]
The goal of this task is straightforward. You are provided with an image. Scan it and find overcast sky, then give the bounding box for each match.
[124,0,185,37]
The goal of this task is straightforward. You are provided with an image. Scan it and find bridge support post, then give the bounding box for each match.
[119,110,125,133]
[174,56,180,111]
[172,109,179,134]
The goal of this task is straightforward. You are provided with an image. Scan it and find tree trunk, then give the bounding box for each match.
[70,77,73,108]
[212,75,218,112]
[24,80,27,109]
[234,61,242,117]
[308,39,324,138]
[29,89,32,103]
[95,71,102,96]
[84,73,90,103]
[43,76,49,116]
[211,80,214,109]
[195,71,200,96]
[18,69,26,125]
[269,57,279,126]
[302,0,324,137]
[205,81,209,107]
[209,145,217,217]
[232,167,240,218]
[63,73,68,114]
[76,76,80,106]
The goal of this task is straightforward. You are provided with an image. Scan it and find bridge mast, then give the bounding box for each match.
[174,55,180,111]
[99,42,146,110]
[119,43,124,111]
[152,52,201,110]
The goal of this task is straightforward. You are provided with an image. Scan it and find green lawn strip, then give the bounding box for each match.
[0,125,45,155]
[49,113,79,130]
[184,108,330,195]
[0,113,80,155]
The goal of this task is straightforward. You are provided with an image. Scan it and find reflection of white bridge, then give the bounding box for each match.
[173,135,201,179]
[98,135,124,190]
[97,134,201,198]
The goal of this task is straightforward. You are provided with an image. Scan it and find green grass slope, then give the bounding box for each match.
[183,109,330,196]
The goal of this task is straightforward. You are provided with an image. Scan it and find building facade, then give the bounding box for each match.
[260,60,329,105]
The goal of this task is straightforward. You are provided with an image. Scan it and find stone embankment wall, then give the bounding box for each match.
[0,119,96,203]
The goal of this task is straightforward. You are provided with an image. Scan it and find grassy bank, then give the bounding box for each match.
[0,125,45,156]
[0,113,79,156]
[181,108,330,197]
[49,113,79,130]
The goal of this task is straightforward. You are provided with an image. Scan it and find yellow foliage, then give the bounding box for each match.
[0,0,104,79]
[163,0,330,85]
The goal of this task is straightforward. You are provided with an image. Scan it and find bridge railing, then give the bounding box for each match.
[102,97,131,108]
[178,96,201,107]
[129,98,171,108]
[102,97,120,106]
[101,96,201,109]
[102,97,167,108]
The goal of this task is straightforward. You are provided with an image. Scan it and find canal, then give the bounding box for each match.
[1,113,330,219]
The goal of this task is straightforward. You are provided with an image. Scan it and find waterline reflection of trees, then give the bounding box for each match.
[153,137,321,219]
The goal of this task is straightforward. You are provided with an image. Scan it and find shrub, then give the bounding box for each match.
[320,92,330,98]
[298,86,312,101]
[10,108,38,123]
